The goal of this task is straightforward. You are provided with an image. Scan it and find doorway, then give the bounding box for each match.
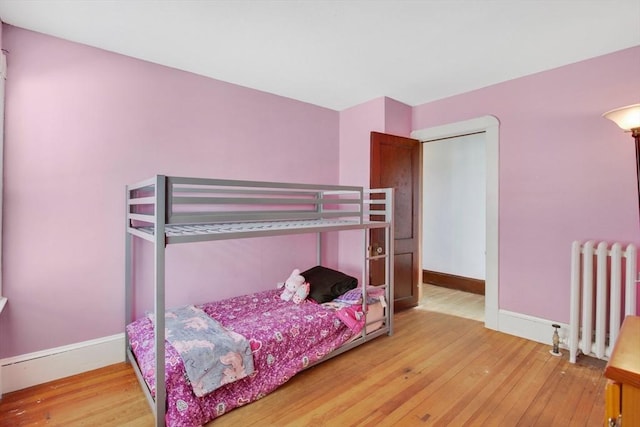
[421,131,486,321]
[422,132,486,283]
[412,116,499,330]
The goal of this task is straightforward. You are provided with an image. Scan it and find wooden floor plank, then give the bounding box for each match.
[343,318,491,425]
[440,342,551,425]
[586,369,608,426]
[401,337,534,426]
[388,333,518,425]
[0,363,154,427]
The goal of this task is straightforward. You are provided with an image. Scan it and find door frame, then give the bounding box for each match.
[411,115,499,331]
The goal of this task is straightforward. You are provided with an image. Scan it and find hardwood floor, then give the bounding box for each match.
[0,362,153,426]
[420,283,485,322]
[0,306,607,426]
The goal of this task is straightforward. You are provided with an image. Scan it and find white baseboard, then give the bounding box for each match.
[1,333,125,395]
[498,309,570,349]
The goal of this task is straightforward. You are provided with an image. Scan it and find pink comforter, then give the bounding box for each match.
[126,289,354,426]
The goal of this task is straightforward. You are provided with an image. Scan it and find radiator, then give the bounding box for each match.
[569,241,637,363]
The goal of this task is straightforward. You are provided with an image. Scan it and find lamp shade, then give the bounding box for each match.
[603,103,640,132]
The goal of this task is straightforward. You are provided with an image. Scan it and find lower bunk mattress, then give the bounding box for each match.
[127,288,382,426]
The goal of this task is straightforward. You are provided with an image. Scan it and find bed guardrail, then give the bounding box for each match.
[126,175,395,243]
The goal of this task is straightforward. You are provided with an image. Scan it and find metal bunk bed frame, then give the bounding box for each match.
[125,175,394,426]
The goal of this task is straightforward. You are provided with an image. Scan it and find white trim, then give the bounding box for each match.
[412,115,500,330]
[0,51,6,300]
[0,51,7,399]
[498,309,570,349]
[1,333,125,394]
[411,116,499,141]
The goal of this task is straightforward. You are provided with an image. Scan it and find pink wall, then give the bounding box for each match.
[337,98,385,278]
[384,97,412,137]
[338,96,412,190]
[339,97,385,188]
[413,46,640,322]
[337,97,412,279]
[0,26,339,357]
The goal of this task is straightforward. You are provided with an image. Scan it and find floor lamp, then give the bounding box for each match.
[603,104,640,213]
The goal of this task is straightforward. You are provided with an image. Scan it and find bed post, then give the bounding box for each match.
[125,184,133,361]
[154,175,167,426]
[362,185,368,322]
[362,221,369,334]
[316,190,322,266]
[361,187,366,323]
[386,188,394,335]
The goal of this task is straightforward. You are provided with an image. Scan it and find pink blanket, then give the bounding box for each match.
[127,289,354,426]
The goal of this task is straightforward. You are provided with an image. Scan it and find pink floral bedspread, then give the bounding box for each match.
[126,289,354,426]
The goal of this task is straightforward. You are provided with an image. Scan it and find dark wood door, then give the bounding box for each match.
[370,131,421,311]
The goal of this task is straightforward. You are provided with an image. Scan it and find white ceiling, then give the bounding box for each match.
[0,0,639,111]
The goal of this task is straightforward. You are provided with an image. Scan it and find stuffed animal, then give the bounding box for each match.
[292,282,310,304]
[278,269,309,303]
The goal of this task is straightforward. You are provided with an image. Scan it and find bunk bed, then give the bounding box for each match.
[125,175,394,427]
